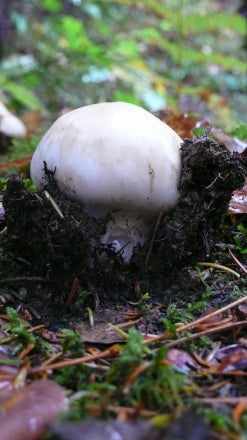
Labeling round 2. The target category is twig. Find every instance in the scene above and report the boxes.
[145,208,164,267]
[177,295,247,333]
[28,345,120,375]
[88,404,157,418]
[197,261,240,278]
[65,277,78,310]
[166,321,247,348]
[198,397,247,404]
[229,249,247,275]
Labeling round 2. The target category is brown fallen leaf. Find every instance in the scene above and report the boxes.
[74,321,125,344]
[237,302,247,318]
[216,345,247,372]
[165,348,199,371]
[0,379,68,440]
[157,110,208,139]
[211,127,247,154]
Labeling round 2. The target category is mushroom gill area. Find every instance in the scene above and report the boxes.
[1,135,246,321]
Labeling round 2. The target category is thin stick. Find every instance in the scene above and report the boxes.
[229,249,247,275]
[29,345,120,375]
[177,295,247,333]
[65,277,78,309]
[166,321,247,348]
[145,208,164,267]
[198,397,247,404]
[197,261,240,278]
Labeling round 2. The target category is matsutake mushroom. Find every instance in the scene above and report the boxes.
[30,102,182,260]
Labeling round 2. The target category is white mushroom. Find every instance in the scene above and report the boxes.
[30,102,182,260]
[0,101,26,138]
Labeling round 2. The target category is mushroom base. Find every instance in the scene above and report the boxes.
[101,211,155,260]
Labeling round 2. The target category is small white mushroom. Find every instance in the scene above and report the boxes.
[0,101,26,138]
[30,102,182,260]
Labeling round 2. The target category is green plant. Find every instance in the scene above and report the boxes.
[0,178,7,192]
[233,224,247,255]
[228,124,247,140]
[0,1,245,126]
[165,287,211,325]
[60,329,85,357]
[203,407,238,433]
[129,292,152,318]
[0,307,54,356]
[0,135,41,161]
[74,290,93,308]
[55,364,92,392]
[104,328,194,411]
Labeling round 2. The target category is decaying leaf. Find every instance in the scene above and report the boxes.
[216,345,247,372]
[211,127,247,154]
[74,321,125,344]
[49,419,154,440]
[165,348,199,372]
[157,111,207,139]
[0,379,68,440]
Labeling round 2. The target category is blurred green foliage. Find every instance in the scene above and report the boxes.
[0,0,246,126]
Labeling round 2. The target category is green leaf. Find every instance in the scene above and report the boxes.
[183,12,246,35]
[42,0,62,12]
[113,90,142,106]
[3,81,43,109]
[114,40,139,58]
[228,124,247,140]
[136,27,163,42]
[59,16,90,52]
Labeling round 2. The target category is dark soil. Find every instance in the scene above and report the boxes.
[140,133,246,272]
[0,133,246,326]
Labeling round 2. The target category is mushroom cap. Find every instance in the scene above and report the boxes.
[0,101,26,138]
[30,102,182,217]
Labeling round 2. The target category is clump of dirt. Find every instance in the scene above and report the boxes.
[1,167,131,310]
[138,133,246,281]
[1,133,246,316]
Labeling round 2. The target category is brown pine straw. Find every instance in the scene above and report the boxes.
[65,277,79,310]
[27,295,247,376]
[28,322,247,375]
[18,343,35,360]
[232,401,247,426]
[198,397,247,404]
[121,361,150,393]
[88,404,157,418]
[29,345,120,375]
[177,295,247,333]
[142,295,247,347]
[229,249,247,275]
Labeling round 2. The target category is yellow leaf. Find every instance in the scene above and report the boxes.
[154,79,166,94]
